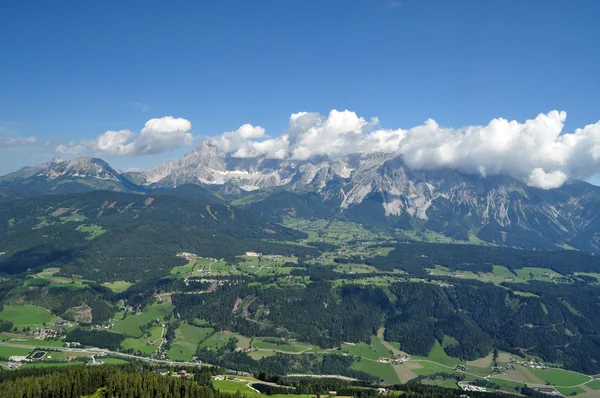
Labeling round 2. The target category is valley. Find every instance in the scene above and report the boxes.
[2,195,600,396]
[2,160,600,397]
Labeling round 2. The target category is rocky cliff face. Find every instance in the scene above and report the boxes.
[4,142,600,253]
[141,142,600,252]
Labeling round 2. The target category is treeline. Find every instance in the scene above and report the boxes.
[174,276,600,374]
[0,364,231,398]
[196,348,378,382]
[0,320,12,332]
[65,328,126,351]
[365,242,600,276]
[0,363,520,398]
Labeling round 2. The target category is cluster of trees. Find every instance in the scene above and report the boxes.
[406,372,465,386]
[164,320,180,350]
[65,329,126,351]
[0,320,13,332]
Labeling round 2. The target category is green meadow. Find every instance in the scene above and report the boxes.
[111,303,173,338]
[0,305,58,328]
[167,323,213,361]
[102,281,132,293]
[528,367,591,387]
[351,359,399,385]
[0,346,32,359]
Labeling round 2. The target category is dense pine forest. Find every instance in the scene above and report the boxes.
[0,365,529,398]
[173,278,600,374]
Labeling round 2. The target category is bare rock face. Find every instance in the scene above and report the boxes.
[4,140,600,253]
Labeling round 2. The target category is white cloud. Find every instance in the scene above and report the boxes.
[56,142,87,155]
[57,116,194,156]
[207,109,600,189]
[50,109,600,189]
[527,168,568,189]
[1,136,37,146]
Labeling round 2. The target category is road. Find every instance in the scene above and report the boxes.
[0,341,219,369]
[3,340,596,394]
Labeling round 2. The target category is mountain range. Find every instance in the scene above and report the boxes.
[3,142,600,254]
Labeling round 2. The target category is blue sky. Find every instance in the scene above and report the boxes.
[1,0,600,184]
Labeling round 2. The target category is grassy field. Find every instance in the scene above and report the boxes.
[199,331,235,350]
[25,270,88,290]
[8,338,65,348]
[120,326,163,355]
[167,323,214,361]
[253,339,311,353]
[282,218,392,245]
[426,264,572,286]
[60,214,87,223]
[487,377,526,390]
[514,267,566,283]
[235,255,299,277]
[0,305,58,328]
[586,380,600,390]
[102,281,132,293]
[103,358,130,364]
[411,361,455,376]
[343,336,392,360]
[213,379,261,397]
[412,341,464,368]
[556,386,585,396]
[351,359,400,385]
[233,334,251,350]
[513,291,539,297]
[497,365,544,385]
[111,303,174,338]
[528,368,591,387]
[76,224,106,240]
[0,346,32,359]
[170,263,194,275]
[212,376,313,398]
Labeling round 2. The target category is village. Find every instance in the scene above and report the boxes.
[378,354,411,365]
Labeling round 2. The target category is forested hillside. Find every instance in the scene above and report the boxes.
[172,277,600,374]
[0,191,312,282]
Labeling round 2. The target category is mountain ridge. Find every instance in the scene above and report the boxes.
[4,144,600,254]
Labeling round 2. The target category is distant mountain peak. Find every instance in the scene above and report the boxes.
[0,156,139,198]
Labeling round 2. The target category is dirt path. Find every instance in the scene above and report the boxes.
[376,327,408,356]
